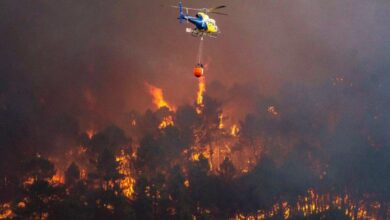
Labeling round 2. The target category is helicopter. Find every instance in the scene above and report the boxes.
[172,2,227,38]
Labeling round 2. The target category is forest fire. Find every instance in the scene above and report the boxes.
[1,77,389,220]
[196,77,206,114]
[145,83,175,111]
[231,124,239,136]
[158,115,174,129]
[116,150,135,198]
[1,1,388,219]
[48,171,65,185]
[233,189,385,220]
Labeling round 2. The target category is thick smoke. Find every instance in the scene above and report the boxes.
[0,0,389,217]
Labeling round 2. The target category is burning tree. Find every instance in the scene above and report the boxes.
[1,77,389,220]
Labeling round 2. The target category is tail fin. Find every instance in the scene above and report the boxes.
[178,2,185,23]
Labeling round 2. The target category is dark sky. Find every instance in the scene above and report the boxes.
[2,0,389,108]
[0,0,389,165]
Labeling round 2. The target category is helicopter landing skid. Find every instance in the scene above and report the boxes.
[186,28,217,38]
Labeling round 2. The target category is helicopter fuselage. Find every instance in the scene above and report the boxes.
[181,12,218,34]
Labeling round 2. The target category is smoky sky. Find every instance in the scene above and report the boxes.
[0,0,389,180]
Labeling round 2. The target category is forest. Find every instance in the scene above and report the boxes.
[1,78,389,220]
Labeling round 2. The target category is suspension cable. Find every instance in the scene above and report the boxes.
[197,36,204,64]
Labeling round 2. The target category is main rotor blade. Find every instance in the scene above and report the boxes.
[210,11,228,16]
[171,5,227,14]
[207,5,227,12]
[171,5,202,11]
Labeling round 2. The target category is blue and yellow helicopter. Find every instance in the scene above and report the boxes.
[172,2,227,38]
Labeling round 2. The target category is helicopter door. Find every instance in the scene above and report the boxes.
[205,20,218,33]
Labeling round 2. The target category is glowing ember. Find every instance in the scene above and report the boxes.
[78,146,87,155]
[267,105,278,116]
[105,203,114,211]
[0,203,12,219]
[145,83,174,111]
[80,169,87,179]
[17,201,26,209]
[23,177,35,185]
[184,179,190,188]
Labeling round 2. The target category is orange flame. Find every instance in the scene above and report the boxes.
[230,124,239,136]
[86,129,95,139]
[23,177,35,185]
[49,170,65,185]
[145,83,174,111]
[196,77,206,114]
[0,203,13,219]
[116,150,135,199]
[218,113,224,129]
[158,116,174,129]
[80,169,87,180]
